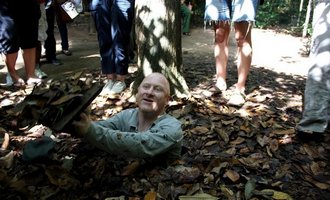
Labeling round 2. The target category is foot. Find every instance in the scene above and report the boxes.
[26,77,42,86]
[227,89,246,107]
[61,50,72,56]
[183,32,191,36]
[215,78,227,91]
[35,67,48,79]
[47,59,62,66]
[110,80,126,94]
[100,79,115,95]
[6,73,25,87]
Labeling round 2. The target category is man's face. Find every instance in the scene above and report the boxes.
[136,74,170,115]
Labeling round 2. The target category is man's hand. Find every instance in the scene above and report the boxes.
[72,113,91,136]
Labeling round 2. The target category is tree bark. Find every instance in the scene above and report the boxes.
[302,0,313,37]
[297,0,304,26]
[133,0,190,98]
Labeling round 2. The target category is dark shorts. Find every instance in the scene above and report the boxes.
[0,0,40,54]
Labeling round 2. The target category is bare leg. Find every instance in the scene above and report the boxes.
[22,48,36,79]
[214,22,230,82]
[116,74,126,82]
[234,22,252,93]
[5,52,21,82]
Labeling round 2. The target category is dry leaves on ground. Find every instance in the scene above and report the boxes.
[0,63,329,200]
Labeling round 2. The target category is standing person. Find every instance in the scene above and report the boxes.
[44,0,62,65]
[57,23,72,56]
[54,0,75,56]
[90,0,135,94]
[204,0,260,106]
[296,0,330,139]
[181,0,193,36]
[35,0,49,79]
[0,0,42,86]
[72,73,183,164]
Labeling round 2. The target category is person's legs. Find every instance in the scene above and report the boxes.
[45,5,61,65]
[21,48,36,79]
[58,22,72,55]
[233,21,252,93]
[181,4,191,34]
[109,0,134,93]
[227,0,258,106]
[297,1,330,134]
[214,22,230,91]
[5,52,21,81]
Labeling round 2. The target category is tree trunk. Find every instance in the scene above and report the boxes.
[297,0,304,26]
[302,0,313,37]
[133,0,190,98]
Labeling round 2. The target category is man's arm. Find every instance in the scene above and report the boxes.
[85,115,183,158]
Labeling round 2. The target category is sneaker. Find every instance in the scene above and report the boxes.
[100,79,115,95]
[27,77,42,86]
[110,80,126,94]
[6,74,26,87]
[6,73,13,86]
[35,67,48,79]
[215,78,227,91]
[61,50,72,56]
[227,90,246,107]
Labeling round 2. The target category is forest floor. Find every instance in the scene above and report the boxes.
[0,14,329,199]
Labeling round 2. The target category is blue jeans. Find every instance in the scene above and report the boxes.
[90,0,135,75]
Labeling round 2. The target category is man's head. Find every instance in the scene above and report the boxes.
[136,73,170,116]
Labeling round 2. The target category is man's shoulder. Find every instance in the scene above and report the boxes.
[160,113,182,125]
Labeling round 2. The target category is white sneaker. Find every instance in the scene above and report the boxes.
[110,81,126,94]
[6,74,13,86]
[227,90,246,107]
[215,78,227,91]
[27,77,42,86]
[100,79,115,95]
[35,67,48,79]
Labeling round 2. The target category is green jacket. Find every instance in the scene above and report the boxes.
[85,108,183,163]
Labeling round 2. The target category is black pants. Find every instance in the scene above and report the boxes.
[45,5,57,61]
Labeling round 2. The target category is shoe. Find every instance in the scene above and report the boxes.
[100,79,115,95]
[227,90,246,107]
[47,59,62,66]
[215,78,227,91]
[61,50,72,56]
[110,81,126,94]
[6,74,25,87]
[35,67,48,79]
[6,73,13,86]
[26,77,42,86]
[14,78,26,87]
[183,32,191,36]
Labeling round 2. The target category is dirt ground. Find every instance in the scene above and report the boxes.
[0,14,310,84]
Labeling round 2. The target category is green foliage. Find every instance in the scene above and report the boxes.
[256,0,308,28]
[190,0,313,36]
